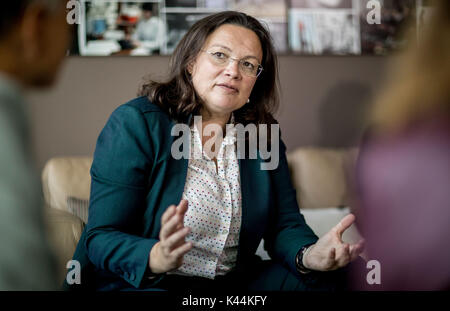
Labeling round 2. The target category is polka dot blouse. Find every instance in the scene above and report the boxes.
[170,115,242,279]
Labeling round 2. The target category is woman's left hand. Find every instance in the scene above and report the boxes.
[302,214,365,271]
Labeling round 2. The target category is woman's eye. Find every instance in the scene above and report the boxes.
[213,52,226,59]
[243,61,255,70]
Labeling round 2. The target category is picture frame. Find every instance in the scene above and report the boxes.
[69,0,418,56]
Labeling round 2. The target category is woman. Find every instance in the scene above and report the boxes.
[66,11,364,291]
[354,0,450,290]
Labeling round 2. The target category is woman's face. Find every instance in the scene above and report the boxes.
[189,24,263,117]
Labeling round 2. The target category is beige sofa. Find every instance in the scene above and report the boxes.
[43,147,363,282]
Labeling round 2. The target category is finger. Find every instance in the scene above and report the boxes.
[334,243,345,259]
[329,247,336,260]
[349,239,365,261]
[349,246,363,262]
[164,227,191,252]
[350,239,365,253]
[169,242,193,260]
[174,200,189,230]
[325,247,336,268]
[337,244,351,268]
[161,205,176,226]
[176,199,189,216]
[160,213,182,240]
[333,214,356,237]
[175,222,184,231]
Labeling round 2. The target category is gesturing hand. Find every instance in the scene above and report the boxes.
[148,199,193,274]
[303,214,365,272]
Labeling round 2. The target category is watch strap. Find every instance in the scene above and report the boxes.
[295,244,314,274]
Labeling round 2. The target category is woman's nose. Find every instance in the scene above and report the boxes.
[224,58,241,79]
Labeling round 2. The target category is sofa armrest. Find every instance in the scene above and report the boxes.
[44,207,84,283]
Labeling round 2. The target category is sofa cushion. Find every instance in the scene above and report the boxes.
[287,147,358,209]
[67,197,89,224]
[42,157,93,213]
[44,207,85,282]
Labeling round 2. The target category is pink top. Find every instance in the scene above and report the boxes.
[355,117,450,290]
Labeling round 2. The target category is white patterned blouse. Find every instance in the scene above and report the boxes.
[171,115,242,279]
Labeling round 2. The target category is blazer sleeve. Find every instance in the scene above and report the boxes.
[263,134,319,276]
[85,104,158,288]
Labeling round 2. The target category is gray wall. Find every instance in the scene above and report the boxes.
[27,55,388,171]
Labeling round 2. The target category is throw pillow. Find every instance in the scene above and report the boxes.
[67,197,89,224]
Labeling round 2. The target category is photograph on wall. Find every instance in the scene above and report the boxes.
[290,0,353,9]
[166,0,227,8]
[359,0,416,55]
[288,0,416,55]
[288,0,360,55]
[230,0,288,52]
[288,10,360,54]
[70,0,420,56]
[164,12,211,54]
[77,1,165,56]
[165,0,197,7]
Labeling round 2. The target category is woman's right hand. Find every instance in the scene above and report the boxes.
[148,199,193,274]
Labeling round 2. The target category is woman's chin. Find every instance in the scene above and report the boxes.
[206,100,241,114]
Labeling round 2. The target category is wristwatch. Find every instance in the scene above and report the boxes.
[295,244,313,274]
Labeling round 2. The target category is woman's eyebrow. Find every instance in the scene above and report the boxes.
[209,44,232,52]
[208,44,260,60]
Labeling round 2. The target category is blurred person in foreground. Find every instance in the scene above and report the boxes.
[0,0,71,290]
[354,0,450,290]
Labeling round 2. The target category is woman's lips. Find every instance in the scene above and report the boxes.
[216,84,238,93]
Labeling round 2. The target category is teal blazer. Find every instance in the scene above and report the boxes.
[65,96,318,290]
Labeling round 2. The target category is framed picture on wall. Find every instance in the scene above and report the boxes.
[163,12,211,54]
[359,0,417,55]
[288,9,360,55]
[290,0,353,9]
[69,0,419,56]
[76,0,165,56]
[288,0,416,55]
[230,0,288,53]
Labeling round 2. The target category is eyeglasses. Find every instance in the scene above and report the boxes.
[202,49,263,78]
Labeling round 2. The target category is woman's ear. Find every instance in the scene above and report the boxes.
[187,61,195,75]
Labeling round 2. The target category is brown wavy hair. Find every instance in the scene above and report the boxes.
[138,11,279,129]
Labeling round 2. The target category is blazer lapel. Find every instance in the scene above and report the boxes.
[167,118,190,205]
